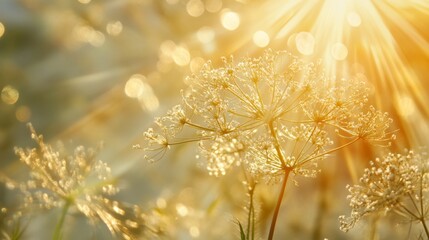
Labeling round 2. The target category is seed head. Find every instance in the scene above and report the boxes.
[1,123,145,239]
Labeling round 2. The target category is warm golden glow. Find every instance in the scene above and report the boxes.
[160,40,177,57]
[186,0,205,17]
[253,31,270,48]
[295,32,315,55]
[220,11,240,31]
[125,74,159,111]
[1,85,19,105]
[90,31,105,47]
[77,0,91,4]
[0,22,5,38]
[166,0,179,5]
[138,84,159,112]
[175,203,189,217]
[172,46,191,66]
[205,0,222,13]
[331,42,348,60]
[347,11,362,27]
[125,74,146,98]
[250,0,429,146]
[189,226,200,238]
[190,57,205,73]
[196,27,215,43]
[396,94,416,117]
[106,21,123,36]
[1,1,429,239]
[16,106,31,122]
[72,25,105,47]
[156,198,167,209]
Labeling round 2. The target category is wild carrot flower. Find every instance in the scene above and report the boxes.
[141,50,395,239]
[339,150,429,237]
[142,50,393,179]
[1,123,145,240]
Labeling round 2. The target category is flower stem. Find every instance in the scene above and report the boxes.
[267,122,286,168]
[53,199,72,240]
[418,172,429,239]
[246,184,255,240]
[268,168,291,240]
[420,219,429,239]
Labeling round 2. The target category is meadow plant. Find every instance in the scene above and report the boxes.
[141,50,395,239]
[0,124,145,240]
[340,150,429,238]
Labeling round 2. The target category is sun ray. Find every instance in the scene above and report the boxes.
[223,0,429,147]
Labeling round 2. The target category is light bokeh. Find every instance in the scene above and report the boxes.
[0,0,428,239]
[221,10,240,31]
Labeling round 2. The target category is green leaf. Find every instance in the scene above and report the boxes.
[238,220,246,240]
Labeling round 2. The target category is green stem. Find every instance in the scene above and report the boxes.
[53,199,72,240]
[268,168,291,240]
[246,186,254,240]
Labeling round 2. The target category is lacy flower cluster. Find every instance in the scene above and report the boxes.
[339,150,429,234]
[1,124,145,240]
[141,50,395,182]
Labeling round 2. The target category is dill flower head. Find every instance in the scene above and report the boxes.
[1,123,144,239]
[339,150,429,232]
[338,105,396,146]
[143,50,394,182]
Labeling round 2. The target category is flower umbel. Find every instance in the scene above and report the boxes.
[339,150,429,237]
[143,50,393,179]
[142,50,394,239]
[1,123,145,240]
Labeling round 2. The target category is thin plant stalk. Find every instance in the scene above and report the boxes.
[246,183,256,240]
[251,206,255,240]
[241,166,256,240]
[246,188,252,239]
[368,215,379,240]
[52,199,72,240]
[8,218,28,240]
[268,168,291,240]
[419,219,429,239]
[311,173,328,240]
[418,174,429,238]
